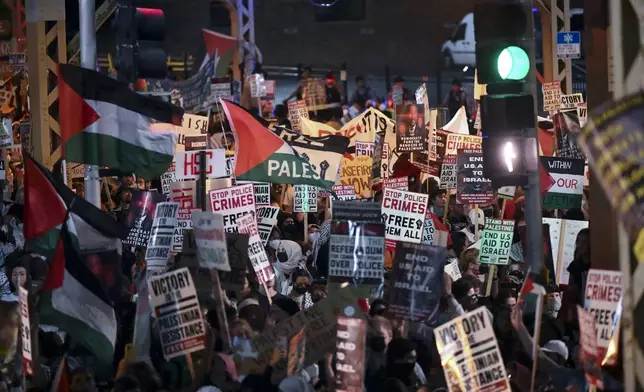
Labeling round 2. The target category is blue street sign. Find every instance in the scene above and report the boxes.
[556,32,581,59]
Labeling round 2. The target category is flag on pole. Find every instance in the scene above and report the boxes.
[58,64,184,179]
[24,155,128,257]
[202,28,238,77]
[38,223,117,377]
[220,99,341,189]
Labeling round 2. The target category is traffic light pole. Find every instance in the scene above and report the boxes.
[80,0,102,207]
[524,1,544,279]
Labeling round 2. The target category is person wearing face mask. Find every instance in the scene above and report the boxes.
[280,216,301,242]
[365,316,393,391]
[380,338,423,392]
[288,269,313,310]
[268,240,309,296]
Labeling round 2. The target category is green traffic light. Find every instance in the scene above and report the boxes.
[497,46,530,80]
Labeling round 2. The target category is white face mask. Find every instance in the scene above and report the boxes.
[309,232,321,244]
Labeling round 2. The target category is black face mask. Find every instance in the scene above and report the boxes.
[294,284,308,295]
[388,362,416,385]
[478,263,490,274]
[277,252,288,263]
[369,336,387,353]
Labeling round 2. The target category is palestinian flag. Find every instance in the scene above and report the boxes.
[202,28,237,77]
[24,155,128,258]
[58,64,184,179]
[39,223,117,378]
[220,99,339,190]
[539,156,585,209]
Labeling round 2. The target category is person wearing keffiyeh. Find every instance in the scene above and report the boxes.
[288,269,314,310]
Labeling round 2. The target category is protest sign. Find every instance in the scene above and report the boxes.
[332,201,382,223]
[332,185,357,201]
[576,91,644,235]
[445,258,462,281]
[145,202,179,272]
[260,80,276,117]
[0,118,13,147]
[238,288,357,381]
[303,78,327,108]
[250,73,266,98]
[335,316,366,392]
[540,156,585,209]
[444,134,482,156]
[577,102,587,127]
[416,84,436,160]
[166,56,214,111]
[294,185,318,213]
[124,191,168,248]
[439,155,457,189]
[174,149,227,180]
[553,110,586,160]
[184,135,208,151]
[329,222,385,285]
[395,104,426,152]
[148,268,206,360]
[390,242,446,321]
[421,212,449,247]
[560,93,584,110]
[208,183,256,233]
[371,133,387,186]
[210,82,232,103]
[256,206,279,245]
[160,162,177,195]
[545,218,588,285]
[218,233,251,293]
[543,81,562,112]
[382,189,428,248]
[457,149,495,206]
[287,100,309,132]
[434,307,511,392]
[181,113,209,134]
[192,211,230,271]
[253,183,270,206]
[584,269,622,358]
[339,155,372,198]
[237,212,274,283]
[478,219,514,265]
[355,141,389,159]
[577,306,604,389]
[237,181,271,206]
[19,286,32,375]
[287,328,306,377]
[169,182,199,252]
[382,177,408,191]
[497,186,516,199]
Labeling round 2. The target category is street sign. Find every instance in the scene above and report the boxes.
[556,31,581,59]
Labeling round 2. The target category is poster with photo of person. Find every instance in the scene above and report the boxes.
[395,104,426,153]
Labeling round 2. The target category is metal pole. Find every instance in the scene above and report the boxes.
[524,0,543,276]
[80,0,101,207]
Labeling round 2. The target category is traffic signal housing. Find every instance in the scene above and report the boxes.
[474,0,533,90]
[481,94,537,188]
[114,2,168,83]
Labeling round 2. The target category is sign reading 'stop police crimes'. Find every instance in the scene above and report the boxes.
[434,307,511,392]
[148,268,206,361]
[381,189,428,249]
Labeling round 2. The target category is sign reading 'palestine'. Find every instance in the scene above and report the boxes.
[539,156,585,209]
